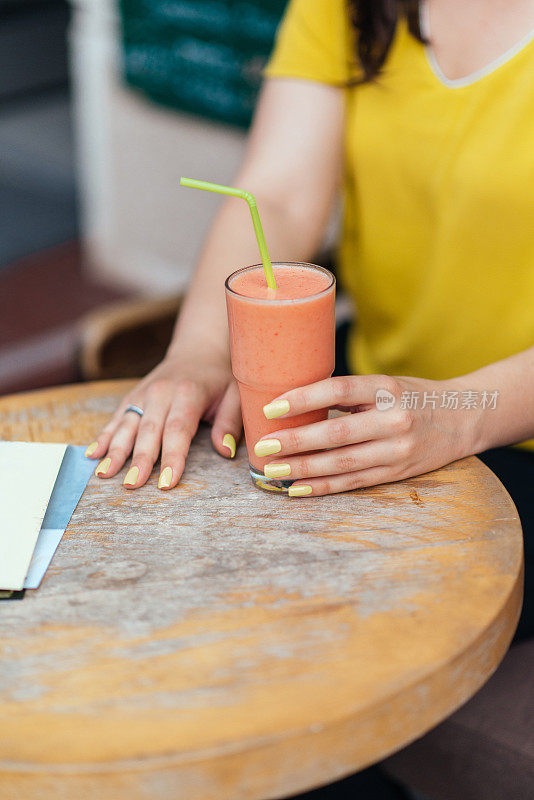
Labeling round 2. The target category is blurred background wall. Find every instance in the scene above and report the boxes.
[0,0,289,394]
[0,0,77,266]
[72,0,289,295]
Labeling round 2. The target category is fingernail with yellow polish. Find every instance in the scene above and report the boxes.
[158,466,173,489]
[95,457,111,476]
[222,433,236,458]
[288,485,313,497]
[264,463,291,479]
[254,439,282,458]
[85,441,98,457]
[263,399,290,420]
[123,465,139,486]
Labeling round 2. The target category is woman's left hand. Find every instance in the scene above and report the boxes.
[256,374,480,497]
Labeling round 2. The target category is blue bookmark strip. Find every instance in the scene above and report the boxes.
[24,445,95,589]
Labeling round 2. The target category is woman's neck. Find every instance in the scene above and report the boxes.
[424,0,534,80]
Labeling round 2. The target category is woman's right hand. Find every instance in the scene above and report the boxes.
[84,353,242,490]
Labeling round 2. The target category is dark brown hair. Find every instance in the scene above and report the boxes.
[347,0,425,81]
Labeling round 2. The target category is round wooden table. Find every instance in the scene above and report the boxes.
[0,381,523,800]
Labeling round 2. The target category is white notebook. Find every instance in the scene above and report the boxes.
[0,442,66,590]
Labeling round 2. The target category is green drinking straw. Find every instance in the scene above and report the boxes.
[180,177,277,290]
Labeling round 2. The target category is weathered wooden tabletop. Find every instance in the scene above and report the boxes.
[0,381,523,800]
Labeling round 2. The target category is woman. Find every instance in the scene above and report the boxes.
[87,0,534,636]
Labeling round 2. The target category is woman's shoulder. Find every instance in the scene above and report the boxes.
[265,0,359,87]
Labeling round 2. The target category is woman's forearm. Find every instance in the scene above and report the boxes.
[458,345,534,451]
[166,79,345,365]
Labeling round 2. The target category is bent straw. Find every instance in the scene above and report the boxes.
[180,177,277,290]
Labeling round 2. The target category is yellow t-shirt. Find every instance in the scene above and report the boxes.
[265,0,534,449]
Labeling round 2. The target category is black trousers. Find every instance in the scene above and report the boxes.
[478,446,533,641]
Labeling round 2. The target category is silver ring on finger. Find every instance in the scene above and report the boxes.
[125,404,144,418]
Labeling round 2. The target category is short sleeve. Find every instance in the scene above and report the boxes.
[264,0,358,86]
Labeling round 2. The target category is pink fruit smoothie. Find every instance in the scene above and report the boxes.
[225,262,335,476]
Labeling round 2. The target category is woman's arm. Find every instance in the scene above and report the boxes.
[466,345,534,450]
[88,78,345,490]
[254,345,534,497]
[172,77,345,360]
